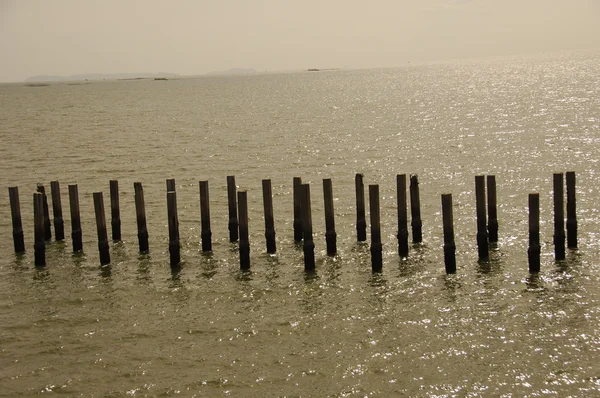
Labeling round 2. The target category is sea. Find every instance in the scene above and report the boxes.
[0,50,599,397]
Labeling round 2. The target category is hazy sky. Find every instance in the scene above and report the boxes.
[1,0,599,82]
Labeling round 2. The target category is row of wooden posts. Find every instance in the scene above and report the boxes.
[8,172,578,274]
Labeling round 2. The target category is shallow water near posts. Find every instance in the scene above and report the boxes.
[1,50,600,396]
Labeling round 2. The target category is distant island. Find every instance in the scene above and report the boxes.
[205,68,257,76]
[25,72,178,82]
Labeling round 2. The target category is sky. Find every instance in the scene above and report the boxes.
[1,0,600,82]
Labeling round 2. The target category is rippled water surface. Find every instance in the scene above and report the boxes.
[1,51,600,396]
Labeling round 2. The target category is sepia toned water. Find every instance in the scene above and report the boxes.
[1,50,599,396]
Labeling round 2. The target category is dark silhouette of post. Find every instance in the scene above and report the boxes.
[93,192,110,265]
[33,192,45,266]
[8,187,25,253]
[301,183,315,271]
[397,174,409,257]
[293,177,303,242]
[68,184,83,252]
[262,179,276,254]
[227,176,239,243]
[109,180,121,241]
[566,171,577,249]
[322,178,337,256]
[355,173,367,242]
[475,175,488,260]
[441,194,456,274]
[37,184,52,241]
[409,174,423,243]
[134,182,149,253]
[166,178,176,193]
[553,173,566,260]
[528,193,541,273]
[369,184,382,272]
[238,190,250,270]
[50,181,65,241]
[199,180,212,252]
[487,175,498,243]
[167,191,180,266]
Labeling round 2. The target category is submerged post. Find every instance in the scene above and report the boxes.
[301,183,315,271]
[238,190,250,270]
[475,175,488,260]
[227,176,239,243]
[397,174,409,258]
[487,175,499,243]
[369,184,382,272]
[293,177,303,242]
[199,180,212,252]
[37,184,52,241]
[528,193,541,273]
[441,194,456,274]
[33,192,45,266]
[68,184,83,252]
[50,181,65,241]
[409,174,423,243]
[262,179,276,254]
[553,173,566,260]
[355,173,367,242]
[322,178,337,256]
[167,191,180,266]
[93,192,110,265]
[8,187,25,253]
[566,171,577,249]
[134,182,149,253]
[109,180,121,241]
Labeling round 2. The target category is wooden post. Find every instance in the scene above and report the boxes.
[475,175,488,260]
[134,182,149,253]
[199,180,212,252]
[322,178,337,256]
[50,181,65,241]
[566,171,577,249]
[238,190,250,270]
[528,193,541,273]
[109,180,121,241]
[487,175,499,243]
[262,179,276,254]
[167,191,180,266]
[33,192,45,266]
[396,174,409,257]
[553,173,566,260]
[93,192,110,265]
[301,183,315,271]
[369,184,382,272]
[166,178,176,193]
[36,184,52,241]
[441,194,456,274]
[293,177,303,242]
[409,174,423,243]
[227,176,239,243]
[355,173,367,242]
[68,184,83,252]
[8,187,25,253]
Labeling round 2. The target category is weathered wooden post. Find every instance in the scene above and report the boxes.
[36,184,52,241]
[50,181,65,241]
[262,179,276,254]
[199,180,212,252]
[93,192,110,265]
[238,190,250,270]
[369,184,382,272]
[134,182,149,253]
[322,178,337,256]
[355,173,367,242]
[167,191,180,266]
[227,176,239,243]
[301,183,315,271]
[475,175,488,260]
[109,180,121,241]
[68,184,83,252]
[553,173,566,260]
[8,187,25,253]
[166,178,176,193]
[528,193,541,273]
[566,171,577,249]
[441,194,456,274]
[396,174,409,257]
[487,175,499,243]
[293,177,303,242]
[33,192,45,266]
[409,174,423,243]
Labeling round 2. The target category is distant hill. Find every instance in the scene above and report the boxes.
[25,72,178,82]
[205,68,257,76]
